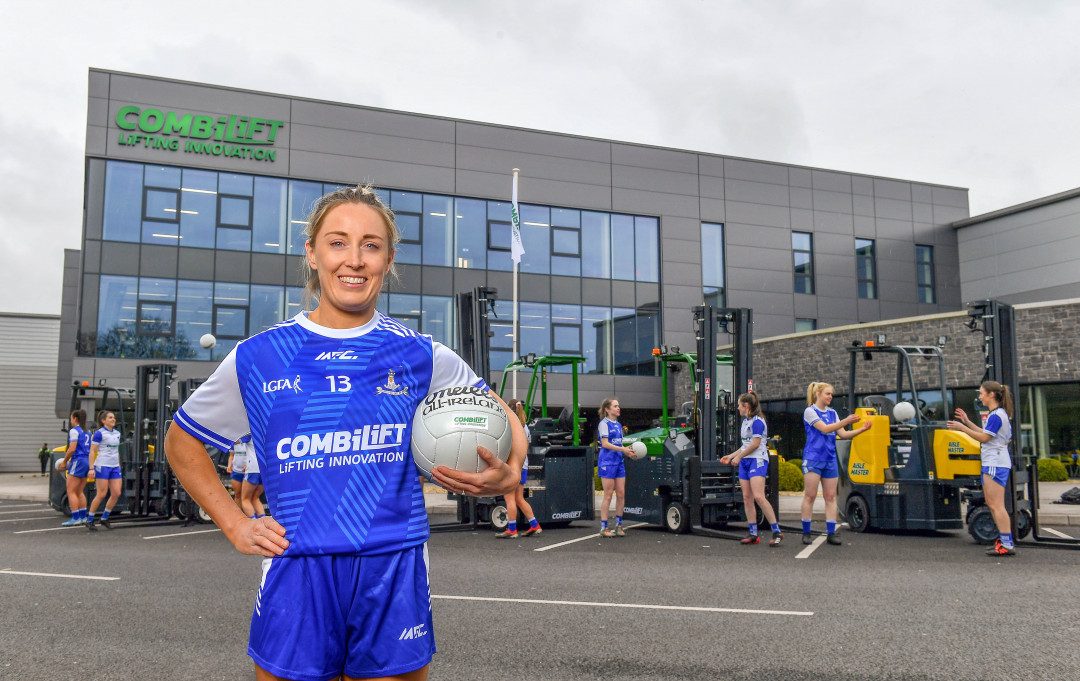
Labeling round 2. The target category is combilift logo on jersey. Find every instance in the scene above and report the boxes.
[316,350,360,361]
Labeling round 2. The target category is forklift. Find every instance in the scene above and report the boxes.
[621,305,779,535]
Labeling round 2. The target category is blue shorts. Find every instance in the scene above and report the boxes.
[245,472,262,486]
[983,465,1010,488]
[67,458,90,478]
[803,458,839,479]
[230,471,245,483]
[738,457,768,481]
[519,468,528,486]
[597,454,626,480]
[94,465,122,480]
[250,544,435,680]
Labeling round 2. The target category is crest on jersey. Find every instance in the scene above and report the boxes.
[376,367,409,396]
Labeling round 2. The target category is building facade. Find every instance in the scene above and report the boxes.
[2,313,61,472]
[59,69,969,422]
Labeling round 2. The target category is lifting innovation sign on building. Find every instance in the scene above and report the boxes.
[114,106,285,162]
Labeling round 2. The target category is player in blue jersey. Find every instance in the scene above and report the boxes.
[494,399,541,538]
[226,437,248,510]
[86,411,123,530]
[597,397,634,538]
[59,409,91,527]
[720,392,782,546]
[948,380,1016,557]
[801,382,872,546]
[165,185,526,681]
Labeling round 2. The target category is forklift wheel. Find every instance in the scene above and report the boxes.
[196,505,212,524]
[845,495,870,533]
[1017,509,1031,540]
[60,494,71,516]
[664,501,690,534]
[966,506,997,544]
[490,504,509,531]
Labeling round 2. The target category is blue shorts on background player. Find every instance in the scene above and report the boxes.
[720,392,782,546]
[947,380,1017,557]
[494,400,542,539]
[86,411,123,531]
[60,409,91,527]
[801,382,872,546]
[165,185,526,680]
[597,397,634,538]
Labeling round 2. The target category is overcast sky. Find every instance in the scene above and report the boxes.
[2,0,1078,315]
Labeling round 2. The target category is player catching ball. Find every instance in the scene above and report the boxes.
[720,392,782,546]
[165,185,526,681]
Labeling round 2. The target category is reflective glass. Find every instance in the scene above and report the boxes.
[422,195,453,266]
[795,318,816,333]
[286,287,303,319]
[176,279,214,360]
[220,197,251,227]
[145,189,178,222]
[398,213,421,242]
[250,284,285,334]
[551,255,581,277]
[551,304,583,371]
[103,162,143,242]
[144,165,180,189]
[253,177,288,253]
[519,205,550,274]
[634,217,659,282]
[552,228,579,256]
[391,191,422,213]
[551,208,580,228]
[179,169,217,248]
[217,227,251,251]
[635,303,661,377]
[288,181,323,255]
[454,198,486,269]
[701,222,724,288]
[95,275,139,357]
[422,295,454,347]
[611,306,637,374]
[219,173,253,196]
[490,299,514,351]
[214,283,249,341]
[519,302,551,357]
[582,305,612,374]
[581,211,611,279]
[792,232,812,251]
[611,215,635,280]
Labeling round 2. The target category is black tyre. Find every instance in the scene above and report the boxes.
[1016,509,1032,540]
[664,501,690,534]
[196,505,212,524]
[60,494,71,516]
[967,505,997,544]
[490,504,509,530]
[845,495,871,533]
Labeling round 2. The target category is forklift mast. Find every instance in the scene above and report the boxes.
[456,286,497,387]
[693,305,752,461]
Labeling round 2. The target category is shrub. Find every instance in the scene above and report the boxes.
[779,461,804,492]
[1037,458,1068,482]
[786,458,802,473]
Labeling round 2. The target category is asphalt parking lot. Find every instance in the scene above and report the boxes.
[2,499,1080,681]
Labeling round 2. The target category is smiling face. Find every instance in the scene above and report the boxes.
[305,203,394,328]
[978,386,996,409]
[817,385,834,407]
[101,412,116,430]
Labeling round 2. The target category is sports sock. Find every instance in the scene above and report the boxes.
[770,523,781,534]
[76,509,86,521]
[601,520,608,530]
[101,510,111,521]
[87,513,95,522]
[827,520,836,535]
[1000,533,1014,549]
[802,518,811,533]
[615,515,622,526]
[748,522,758,536]
[508,521,517,533]
[528,517,539,529]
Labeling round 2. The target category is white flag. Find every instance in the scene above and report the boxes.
[510,169,525,265]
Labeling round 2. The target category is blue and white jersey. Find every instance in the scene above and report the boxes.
[597,417,623,464]
[174,311,485,557]
[68,426,91,462]
[230,438,250,474]
[239,438,260,474]
[740,415,768,462]
[91,427,122,468]
[981,407,1012,469]
[803,406,839,462]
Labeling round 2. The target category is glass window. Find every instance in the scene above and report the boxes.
[454,197,486,269]
[390,190,422,214]
[518,302,551,358]
[487,201,513,272]
[219,196,252,227]
[702,222,725,307]
[422,195,453,267]
[176,279,214,360]
[581,211,611,279]
[143,165,180,189]
[422,295,454,348]
[856,238,877,299]
[288,181,323,256]
[103,161,143,242]
[795,318,817,333]
[551,207,580,229]
[611,306,637,374]
[611,215,635,280]
[551,304,582,356]
[286,287,303,319]
[519,204,550,274]
[793,231,814,295]
[388,293,422,332]
[252,177,288,253]
[916,244,935,304]
[179,169,217,248]
[582,305,612,374]
[635,217,659,283]
[94,275,139,357]
[552,228,580,256]
[635,302,661,378]
[395,210,421,265]
[213,283,249,347]
[219,172,253,196]
[250,284,285,334]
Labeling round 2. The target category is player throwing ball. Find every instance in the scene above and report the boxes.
[165,185,526,681]
[720,392,782,546]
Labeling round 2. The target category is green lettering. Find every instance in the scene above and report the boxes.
[139,109,164,133]
[265,120,284,142]
[162,112,192,137]
[191,116,214,139]
[116,106,139,131]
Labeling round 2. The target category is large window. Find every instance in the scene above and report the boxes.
[792,232,815,295]
[855,238,877,299]
[701,222,725,307]
[916,244,935,304]
[795,318,817,333]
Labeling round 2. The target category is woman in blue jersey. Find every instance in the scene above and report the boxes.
[801,382,872,546]
[720,392,782,546]
[86,411,122,531]
[59,409,91,527]
[597,397,634,538]
[947,380,1016,556]
[165,185,526,681]
[494,399,541,538]
[226,437,247,510]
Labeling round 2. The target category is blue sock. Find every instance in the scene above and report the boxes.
[528,517,539,529]
[802,519,811,533]
[770,523,781,534]
[748,522,758,536]
[615,515,623,527]
[1001,533,1014,549]
[508,521,517,533]
[101,510,111,521]
[87,513,95,522]
[827,520,836,535]
[77,509,86,521]
[601,520,608,530]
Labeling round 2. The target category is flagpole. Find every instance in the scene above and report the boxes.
[511,168,520,400]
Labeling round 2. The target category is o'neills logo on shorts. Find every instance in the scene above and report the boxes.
[452,414,489,430]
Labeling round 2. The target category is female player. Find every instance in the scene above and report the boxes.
[86,411,122,530]
[59,409,91,527]
[720,392,782,546]
[494,399,541,538]
[238,436,266,519]
[947,381,1016,556]
[165,185,526,681]
[226,437,248,510]
[801,382,872,546]
[597,397,635,537]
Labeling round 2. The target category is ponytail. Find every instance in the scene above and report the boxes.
[806,382,832,406]
[70,409,86,427]
[739,391,762,418]
[982,381,1014,419]
[599,397,618,419]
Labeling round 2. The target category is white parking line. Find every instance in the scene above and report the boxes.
[433,594,812,617]
[14,525,82,534]
[795,534,826,559]
[0,508,56,515]
[143,528,222,540]
[0,504,47,510]
[0,569,119,581]
[0,513,59,524]
[1041,527,1074,539]
[533,522,649,552]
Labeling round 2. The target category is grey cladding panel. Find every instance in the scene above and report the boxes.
[875,218,915,241]
[790,187,812,210]
[725,224,791,250]
[100,242,140,276]
[931,186,969,209]
[813,211,854,234]
[932,204,969,224]
[875,197,914,221]
[853,194,875,217]
[251,253,286,286]
[698,155,725,178]
[423,266,454,298]
[814,233,854,254]
[913,203,934,223]
[724,201,790,229]
[457,145,611,186]
[455,123,610,163]
[581,278,610,306]
[612,164,699,196]
[611,187,697,219]
[724,158,789,185]
[291,124,456,167]
[726,265,792,294]
[699,176,725,200]
[453,268,486,296]
[789,167,812,188]
[699,198,726,224]
[912,185,933,203]
[811,170,852,193]
[663,237,702,265]
[290,151,455,194]
[611,144,697,173]
[291,100,454,142]
[726,244,793,271]
[812,190,853,214]
[726,290,793,316]
[140,244,178,279]
[457,170,610,212]
[215,251,250,284]
[88,96,109,126]
[178,247,215,281]
[520,273,550,302]
[89,70,110,98]
[852,176,874,196]
[725,179,790,207]
[394,264,422,294]
[661,217,702,242]
[107,75,291,119]
[873,178,912,201]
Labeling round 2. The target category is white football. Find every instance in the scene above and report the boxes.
[892,401,917,422]
[411,386,512,485]
[55,459,65,471]
[199,333,217,349]
[629,440,648,460]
